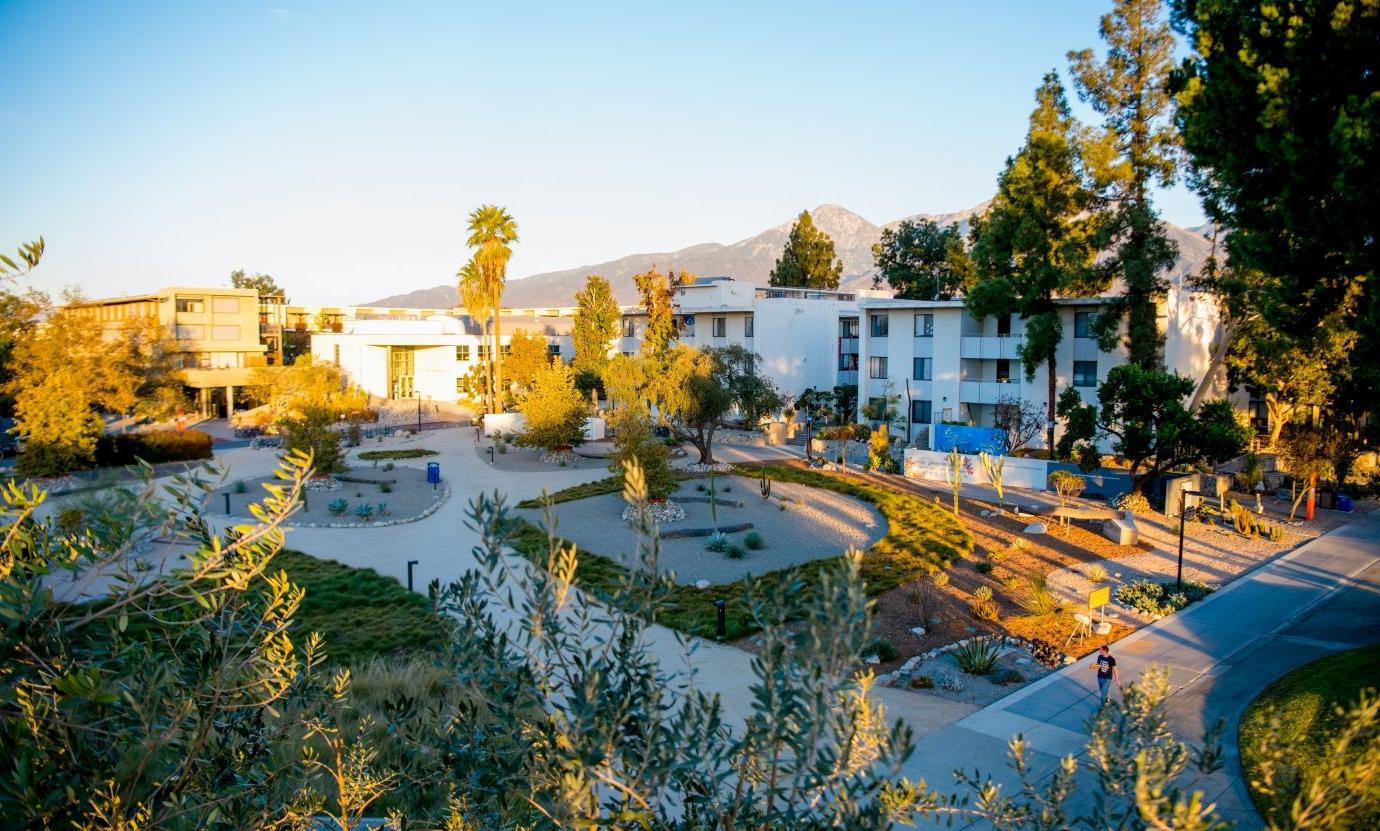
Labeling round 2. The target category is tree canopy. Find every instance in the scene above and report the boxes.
[1056,364,1250,492]
[769,210,842,290]
[229,269,287,301]
[516,361,587,451]
[967,72,1108,451]
[1069,0,1180,367]
[571,274,620,376]
[504,328,552,396]
[466,205,518,410]
[871,219,973,300]
[633,266,677,360]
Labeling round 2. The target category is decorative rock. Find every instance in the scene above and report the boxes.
[1062,655,1077,666]
[1023,522,1047,535]
[864,655,881,665]
[684,462,734,473]
[305,476,344,491]
[1102,514,1140,545]
[622,501,686,524]
[981,510,993,518]
[694,580,711,590]
[876,672,898,687]
[539,449,581,465]
[909,626,926,636]
[1094,621,1113,635]
[1015,657,1033,665]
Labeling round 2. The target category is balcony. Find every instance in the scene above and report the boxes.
[838,337,859,355]
[960,336,1023,360]
[959,379,1021,405]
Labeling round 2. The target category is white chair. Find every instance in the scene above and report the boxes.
[1066,613,1093,647]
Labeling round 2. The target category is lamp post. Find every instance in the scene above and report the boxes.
[416,393,423,433]
[805,416,814,461]
[1176,488,1203,592]
[406,559,419,592]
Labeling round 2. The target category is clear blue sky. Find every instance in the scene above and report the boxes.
[0,0,1206,305]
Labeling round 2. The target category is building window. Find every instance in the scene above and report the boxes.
[621,317,636,338]
[914,313,933,337]
[997,313,1012,337]
[838,353,858,371]
[333,344,341,365]
[869,314,889,337]
[744,314,754,338]
[1073,360,1098,388]
[840,317,859,338]
[477,344,489,360]
[1074,311,1097,339]
[868,356,888,379]
[501,344,511,357]
[996,359,1011,383]
[211,325,240,341]
[910,399,932,424]
[176,298,204,314]
[712,316,726,338]
[174,324,204,340]
[456,345,471,361]
[212,297,240,314]
[456,378,466,394]
[912,356,932,380]
[547,344,561,357]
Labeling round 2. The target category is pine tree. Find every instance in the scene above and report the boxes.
[769,210,843,289]
[571,274,620,376]
[967,73,1107,453]
[1069,0,1180,368]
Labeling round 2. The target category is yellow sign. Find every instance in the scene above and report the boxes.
[1088,586,1111,609]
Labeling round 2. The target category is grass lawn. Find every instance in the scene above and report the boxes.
[356,448,439,461]
[508,462,973,639]
[273,549,451,665]
[1238,643,1380,826]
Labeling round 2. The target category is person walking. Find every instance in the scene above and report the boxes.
[1092,644,1121,705]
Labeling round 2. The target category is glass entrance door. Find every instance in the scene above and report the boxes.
[390,347,415,399]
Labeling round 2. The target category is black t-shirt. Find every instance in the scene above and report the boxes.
[1096,654,1116,679]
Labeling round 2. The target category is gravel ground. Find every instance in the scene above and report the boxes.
[218,465,447,525]
[473,442,611,472]
[516,476,887,586]
[1045,492,1374,618]
[900,645,1056,708]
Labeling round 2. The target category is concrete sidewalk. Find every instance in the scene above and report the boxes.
[896,511,1380,828]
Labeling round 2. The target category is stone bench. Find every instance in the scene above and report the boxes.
[1102,512,1140,546]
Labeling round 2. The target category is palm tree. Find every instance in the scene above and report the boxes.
[466,205,518,411]
[457,257,494,413]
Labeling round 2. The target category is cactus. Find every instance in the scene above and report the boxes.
[759,466,772,500]
[1232,503,1259,538]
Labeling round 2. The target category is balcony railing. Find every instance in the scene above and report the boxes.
[959,336,1024,360]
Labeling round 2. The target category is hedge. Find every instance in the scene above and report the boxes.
[95,429,213,466]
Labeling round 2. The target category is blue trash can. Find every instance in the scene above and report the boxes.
[426,462,440,485]
[1336,493,1354,512]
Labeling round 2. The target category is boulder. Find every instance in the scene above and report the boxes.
[1102,513,1140,546]
[1023,522,1048,535]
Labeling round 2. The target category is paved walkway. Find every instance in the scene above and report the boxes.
[896,510,1380,828]
[184,433,1380,825]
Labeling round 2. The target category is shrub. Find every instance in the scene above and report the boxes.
[1016,575,1062,618]
[744,530,764,550]
[973,586,993,601]
[863,638,898,663]
[992,668,1026,685]
[726,544,746,559]
[867,424,900,473]
[987,548,1007,563]
[346,422,362,446]
[328,498,348,516]
[906,582,938,625]
[376,502,389,516]
[380,482,392,493]
[280,407,345,474]
[1115,579,1214,616]
[930,571,950,588]
[55,506,85,535]
[953,637,1002,675]
[705,533,730,553]
[1114,491,1151,513]
[234,480,247,494]
[909,675,935,689]
[497,443,507,454]
[975,560,994,575]
[1267,525,1285,543]
[1002,576,1020,590]
[382,462,395,472]
[722,484,731,493]
[971,592,1000,621]
[695,483,706,492]
[1085,564,1108,583]
[609,413,677,501]
[354,503,374,520]
[94,429,214,467]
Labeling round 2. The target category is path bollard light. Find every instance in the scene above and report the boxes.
[489,446,495,465]
[407,559,419,592]
[714,598,727,640]
[224,492,230,514]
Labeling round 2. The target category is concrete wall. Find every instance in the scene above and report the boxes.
[903,448,1050,490]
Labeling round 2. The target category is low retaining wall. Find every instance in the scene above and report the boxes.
[903,448,1049,490]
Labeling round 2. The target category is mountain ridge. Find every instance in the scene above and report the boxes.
[364,202,1210,309]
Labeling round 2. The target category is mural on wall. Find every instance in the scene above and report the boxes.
[932,424,1007,455]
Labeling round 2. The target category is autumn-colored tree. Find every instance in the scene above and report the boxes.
[571,274,620,377]
[608,410,676,500]
[634,266,677,360]
[516,362,587,451]
[251,355,369,423]
[770,210,842,289]
[7,304,141,475]
[0,287,48,418]
[504,328,552,396]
